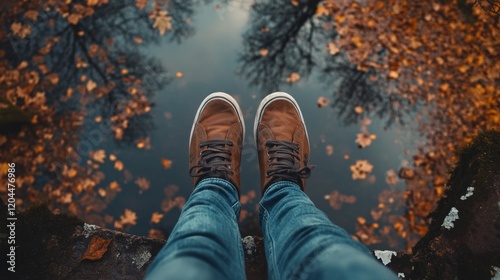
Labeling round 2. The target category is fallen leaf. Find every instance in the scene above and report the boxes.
[355,132,376,148]
[326,145,334,156]
[350,160,374,180]
[327,41,340,55]
[317,96,329,108]
[114,160,123,171]
[286,72,301,83]
[87,80,97,92]
[109,181,121,192]
[388,71,399,79]
[24,10,39,21]
[135,177,150,192]
[151,212,164,224]
[47,73,59,85]
[152,10,173,35]
[161,158,173,169]
[136,0,147,9]
[91,150,106,163]
[119,209,137,227]
[82,236,112,261]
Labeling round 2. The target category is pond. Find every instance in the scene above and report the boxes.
[1,0,498,252]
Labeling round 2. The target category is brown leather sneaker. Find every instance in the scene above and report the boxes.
[254,92,313,195]
[189,92,245,193]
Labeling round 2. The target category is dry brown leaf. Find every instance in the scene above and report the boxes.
[161,158,173,169]
[87,80,97,92]
[354,106,364,114]
[82,236,112,261]
[317,96,329,108]
[135,177,150,192]
[114,160,123,171]
[328,41,340,55]
[286,72,301,83]
[90,150,105,163]
[151,212,164,224]
[326,145,334,156]
[152,10,173,35]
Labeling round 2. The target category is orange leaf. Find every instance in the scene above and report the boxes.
[82,236,112,261]
[161,158,173,169]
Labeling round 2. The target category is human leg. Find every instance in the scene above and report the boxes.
[254,92,397,280]
[145,92,246,280]
[260,181,397,280]
[145,178,245,280]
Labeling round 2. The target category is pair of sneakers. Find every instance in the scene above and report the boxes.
[189,92,313,195]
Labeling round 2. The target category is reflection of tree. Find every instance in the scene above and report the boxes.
[241,0,500,251]
[239,0,322,91]
[239,0,412,126]
[0,0,195,226]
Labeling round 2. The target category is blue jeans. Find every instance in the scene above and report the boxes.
[145,179,397,280]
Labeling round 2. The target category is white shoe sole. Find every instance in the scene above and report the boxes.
[253,92,309,145]
[189,92,245,148]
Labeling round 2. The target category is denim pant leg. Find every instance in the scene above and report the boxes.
[145,178,246,280]
[259,181,398,280]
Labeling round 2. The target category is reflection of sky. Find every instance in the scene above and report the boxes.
[100,2,420,250]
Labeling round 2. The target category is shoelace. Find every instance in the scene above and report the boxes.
[266,140,312,186]
[189,140,234,181]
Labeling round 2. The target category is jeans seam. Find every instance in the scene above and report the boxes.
[260,203,280,280]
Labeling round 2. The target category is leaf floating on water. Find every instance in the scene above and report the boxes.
[385,169,398,186]
[161,158,173,169]
[317,96,329,108]
[176,72,183,78]
[136,0,147,9]
[24,10,39,21]
[152,10,173,35]
[324,190,356,210]
[114,160,123,171]
[86,80,97,92]
[114,209,137,230]
[137,137,151,149]
[355,132,376,148]
[47,73,59,85]
[350,160,374,180]
[134,37,143,44]
[316,5,330,17]
[388,71,399,79]
[327,41,340,55]
[90,150,106,163]
[286,72,301,83]
[354,106,364,114]
[135,177,150,192]
[326,145,334,156]
[259,48,269,57]
[109,181,121,192]
[150,212,164,224]
[82,236,112,261]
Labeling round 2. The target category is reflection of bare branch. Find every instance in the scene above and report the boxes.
[239,0,412,126]
[239,0,322,91]
[475,0,500,15]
